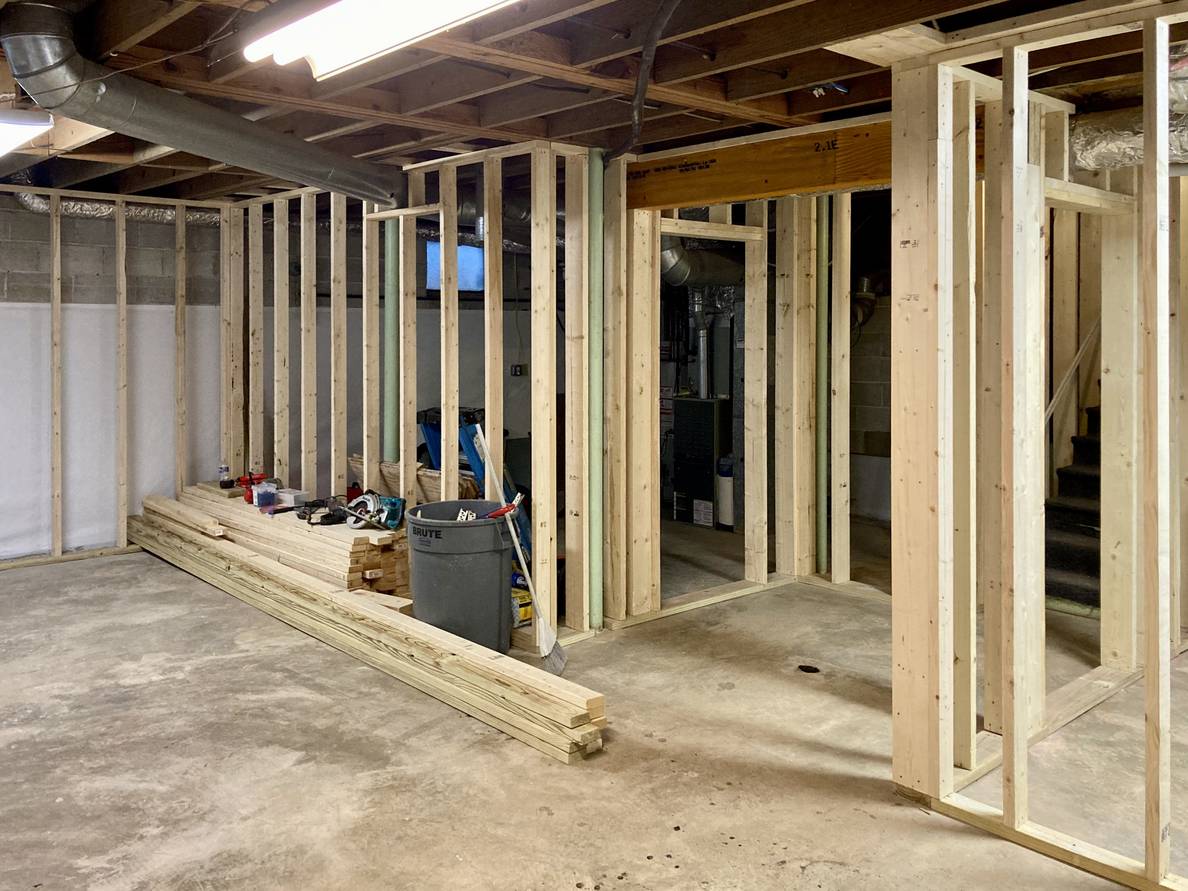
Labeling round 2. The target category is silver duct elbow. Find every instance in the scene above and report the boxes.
[0,1,406,207]
[660,235,744,287]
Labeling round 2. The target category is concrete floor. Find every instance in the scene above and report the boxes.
[3,550,1169,889]
[660,516,891,599]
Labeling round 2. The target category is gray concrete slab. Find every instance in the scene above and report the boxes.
[0,552,1128,889]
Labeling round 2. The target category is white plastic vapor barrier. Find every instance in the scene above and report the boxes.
[0,303,221,559]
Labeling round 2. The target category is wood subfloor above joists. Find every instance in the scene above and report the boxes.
[0,0,1159,200]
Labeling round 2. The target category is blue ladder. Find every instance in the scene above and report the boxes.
[417,412,532,563]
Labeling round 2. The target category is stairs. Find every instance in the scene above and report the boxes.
[1045,405,1101,607]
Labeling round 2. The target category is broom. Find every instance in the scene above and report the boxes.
[473,424,567,675]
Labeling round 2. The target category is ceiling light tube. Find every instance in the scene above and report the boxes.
[244,0,521,80]
[0,109,54,157]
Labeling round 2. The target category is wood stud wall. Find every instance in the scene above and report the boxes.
[625,207,661,615]
[483,158,504,503]
[773,197,799,576]
[530,145,559,641]
[174,208,188,496]
[951,77,977,772]
[1100,168,1140,672]
[273,199,289,483]
[890,61,954,800]
[743,200,769,585]
[400,172,423,507]
[565,153,591,632]
[603,158,629,623]
[330,193,348,496]
[248,204,264,474]
[1140,18,1172,881]
[115,200,128,549]
[438,166,460,503]
[220,206,244,477]
[300,193,317,493]
[791,198,818,577]
[894,11,1186,887]
[22,190,206,566]
[49,195,62,557]
[602,195,775,625]
[830,195,851,584]
[362,201,381,493]
[7,148,589,639]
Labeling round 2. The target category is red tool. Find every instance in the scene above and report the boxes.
[482,493,522,520]
[237,472,268,502]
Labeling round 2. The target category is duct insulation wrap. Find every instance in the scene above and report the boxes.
[1070,45,1188,171]
[1069,107,1188,170]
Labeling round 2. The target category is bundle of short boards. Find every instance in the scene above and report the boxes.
[128,485,605,764]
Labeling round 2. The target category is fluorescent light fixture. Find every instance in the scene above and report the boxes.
[0,109,54,156]
[244,0,521,80]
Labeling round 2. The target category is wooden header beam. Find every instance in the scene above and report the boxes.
[628,119,892,210]
[629,118,1127,211]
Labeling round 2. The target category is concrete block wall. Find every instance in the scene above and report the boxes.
[850,292,891,459]
[0,196,221,305]
[849,292,891,521]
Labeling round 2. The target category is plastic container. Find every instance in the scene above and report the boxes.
[253,481,277,508]
[406,499,514,653]
[716,456,734,529]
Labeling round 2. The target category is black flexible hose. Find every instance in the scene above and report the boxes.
[605,0,683,164]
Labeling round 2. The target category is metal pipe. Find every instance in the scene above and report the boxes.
[815,194,830,575]
[383,219,399,463]
[0,1,405,206]
[588,148,605,630]
[691,290,710,397]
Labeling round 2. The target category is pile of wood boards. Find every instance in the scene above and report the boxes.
[149,486,408,594]
[128,508,606,763]
[348,456,482,502]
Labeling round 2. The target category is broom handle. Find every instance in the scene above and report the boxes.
[474,425,555,656]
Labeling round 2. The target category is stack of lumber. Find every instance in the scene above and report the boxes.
[147,486,409,595]
[348,456,482,502]
[128,509,606,763]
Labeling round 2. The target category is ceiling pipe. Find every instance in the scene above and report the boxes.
[0,1,405,206]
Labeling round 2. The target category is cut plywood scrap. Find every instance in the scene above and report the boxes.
[827,25,947,67]
[128,513,605,762]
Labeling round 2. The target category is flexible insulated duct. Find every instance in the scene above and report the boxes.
[0,1,405,206]
[1070,107,1188,170]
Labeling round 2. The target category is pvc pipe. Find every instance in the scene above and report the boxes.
[383,219,399,463]
[588,149,605,630]
[815,194,830,575]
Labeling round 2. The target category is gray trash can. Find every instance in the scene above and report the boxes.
[406,499,514,653]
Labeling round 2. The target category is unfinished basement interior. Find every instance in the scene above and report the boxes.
[5,0,1188,887]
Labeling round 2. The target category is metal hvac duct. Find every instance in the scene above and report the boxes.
[0,1,405,206]
[659,235,744,287]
